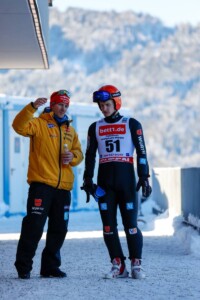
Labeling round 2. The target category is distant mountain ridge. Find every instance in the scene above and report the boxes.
[49,8,175,74]
[0,7,199,168]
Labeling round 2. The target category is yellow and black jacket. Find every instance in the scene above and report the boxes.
[12,103,83,190]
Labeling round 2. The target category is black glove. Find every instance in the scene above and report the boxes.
[81,178,96,203]
[136,177,152,198]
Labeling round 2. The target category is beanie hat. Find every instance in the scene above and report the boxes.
[50,90,70,108]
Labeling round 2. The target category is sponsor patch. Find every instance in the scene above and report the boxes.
[136,129,142,135]
[34,198,42,207]
[104,226,110,233]
[48,123,55,128]
[126,203,134,210]
[139,158,147,165]
[122,117,128,123]
[64,212,69,220]
[100,157,133,164]
[129,228,137,235]
[104,231,113,235]
[138,136,146,154]
[31,207,44,211]
[31,211,42,215]
[99,124,126,136]
[100,203,107,210]
[49,134,58,138]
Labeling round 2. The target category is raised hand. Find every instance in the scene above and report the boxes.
[33,98,48,109]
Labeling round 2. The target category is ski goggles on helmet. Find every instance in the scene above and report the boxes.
[57,90,71,97]
[93,91,121,103]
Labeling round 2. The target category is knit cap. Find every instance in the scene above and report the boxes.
[50,90,70,108]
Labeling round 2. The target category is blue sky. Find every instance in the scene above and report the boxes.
[53,0,200,26]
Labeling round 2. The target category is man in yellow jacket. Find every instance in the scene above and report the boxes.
[13,90,83,279]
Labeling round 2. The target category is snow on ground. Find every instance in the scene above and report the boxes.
[0,199,200,300]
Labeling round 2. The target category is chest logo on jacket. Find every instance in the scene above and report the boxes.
[47,123,56,128]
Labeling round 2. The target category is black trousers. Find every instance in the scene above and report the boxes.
[98,190,143,262]
[15,182,71,274]
[98,163,143,262]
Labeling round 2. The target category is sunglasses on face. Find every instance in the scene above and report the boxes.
[93,91,121,102]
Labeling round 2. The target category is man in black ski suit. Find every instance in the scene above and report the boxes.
[82,85,152,279]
